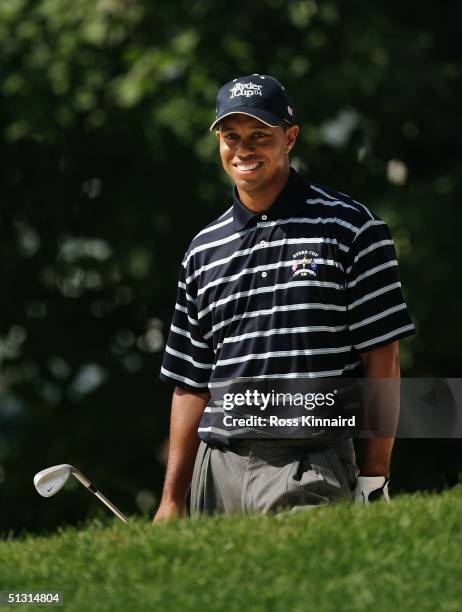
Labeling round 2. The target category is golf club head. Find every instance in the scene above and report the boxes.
[34,464,74,497]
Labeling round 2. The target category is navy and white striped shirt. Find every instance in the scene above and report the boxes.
[160,168,415,429]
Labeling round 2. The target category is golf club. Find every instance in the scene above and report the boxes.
[33,464,127,523]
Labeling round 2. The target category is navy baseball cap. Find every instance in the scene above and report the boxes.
[209,74,296,131]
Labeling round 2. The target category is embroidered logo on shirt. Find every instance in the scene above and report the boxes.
[291,250,318,277]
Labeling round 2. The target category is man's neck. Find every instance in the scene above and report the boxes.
[236,166,291,213]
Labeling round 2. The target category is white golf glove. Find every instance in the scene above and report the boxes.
[354,476,390,505]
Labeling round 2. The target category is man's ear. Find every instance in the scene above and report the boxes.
[215,129,221,142]
[286,124,299,153]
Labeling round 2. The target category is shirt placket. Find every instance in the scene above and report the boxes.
[253,213,273,293]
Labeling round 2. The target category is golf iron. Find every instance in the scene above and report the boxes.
[33,464,127,523]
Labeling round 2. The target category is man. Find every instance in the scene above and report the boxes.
[153,74,415,521]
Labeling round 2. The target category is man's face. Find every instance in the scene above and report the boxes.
[216,114,299,193]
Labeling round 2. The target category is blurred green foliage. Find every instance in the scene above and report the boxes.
[0,0,461,533]
[2,488,462,610]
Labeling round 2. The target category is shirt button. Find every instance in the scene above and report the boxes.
[261,214,267,220]
[261,272,267,278]
[260,240,266,246]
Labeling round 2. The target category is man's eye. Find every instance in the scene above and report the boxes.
[253,132,268,138]
[224,133,238,140]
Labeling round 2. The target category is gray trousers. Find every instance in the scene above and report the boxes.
[190,438,359,516]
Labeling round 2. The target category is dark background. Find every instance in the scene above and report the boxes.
[1,0,461,535]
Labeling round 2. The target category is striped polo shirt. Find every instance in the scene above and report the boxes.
[160,168,415,439]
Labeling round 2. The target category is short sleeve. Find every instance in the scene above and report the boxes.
[159,260,214,391]
[345,218,415,353]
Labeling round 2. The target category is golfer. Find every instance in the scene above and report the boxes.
[153,74,415,520]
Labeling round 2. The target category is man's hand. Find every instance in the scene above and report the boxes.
[152,499,185,523]
[354,475,390,504]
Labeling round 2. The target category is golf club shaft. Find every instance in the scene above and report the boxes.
[93,490,128,523]
[72,471,127,522]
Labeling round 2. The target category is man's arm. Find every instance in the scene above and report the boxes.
[153,386,210,522]
[359,340,400,478]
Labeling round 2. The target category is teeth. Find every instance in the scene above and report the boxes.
[236,162,261,171]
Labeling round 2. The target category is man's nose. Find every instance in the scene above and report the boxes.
[235,137,256,155]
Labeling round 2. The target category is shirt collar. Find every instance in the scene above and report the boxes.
[232,167,309,232]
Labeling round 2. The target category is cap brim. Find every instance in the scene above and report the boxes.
[209,108,285,131]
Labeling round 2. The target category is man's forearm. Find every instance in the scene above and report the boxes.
[160,386,210,504]
[361,437,394,478]
[360,341,400,478]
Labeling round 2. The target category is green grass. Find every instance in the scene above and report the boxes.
[1,487,462,612]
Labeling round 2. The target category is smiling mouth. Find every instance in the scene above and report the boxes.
[233,161,264,173]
